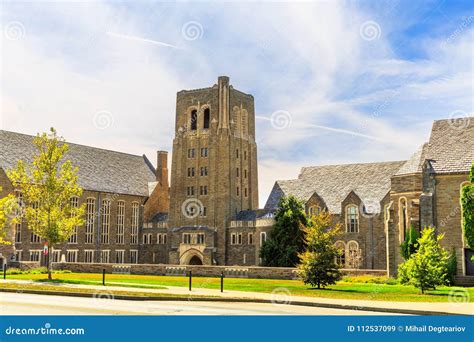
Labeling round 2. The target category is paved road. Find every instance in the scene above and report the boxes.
[0,293,402,315]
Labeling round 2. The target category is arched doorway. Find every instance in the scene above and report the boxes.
[188,255,203,265]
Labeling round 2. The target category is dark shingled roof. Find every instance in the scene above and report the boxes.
[422,118,474,174]
[264,161,405,214]
[149,212,169,223]
[0,130,156,197]
[235,209,274,221]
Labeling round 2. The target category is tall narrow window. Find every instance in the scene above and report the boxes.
[346,205,359,233]
[14,191,22,243]
[335,241,346,266]
[68,197,78,244]
[131,202,139,244]
[260,232,267,246]
[191,110,197,130]
[399,198,408,240]
[85,198,95,244]
[117,201,125,244]
[203,108,210,129]
[101,199,110,244]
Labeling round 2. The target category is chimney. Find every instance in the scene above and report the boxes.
[156,151,168,188]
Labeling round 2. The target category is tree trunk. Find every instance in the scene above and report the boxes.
[47,243,52,280]
[317,281,320,289]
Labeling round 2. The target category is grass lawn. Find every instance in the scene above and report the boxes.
[5,272,473,303]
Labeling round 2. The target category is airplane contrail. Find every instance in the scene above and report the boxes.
[106,32,182,49]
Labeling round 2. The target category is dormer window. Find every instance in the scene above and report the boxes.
[346,205,359,233]
[308,205,321,217]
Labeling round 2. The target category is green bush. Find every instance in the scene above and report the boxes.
[398,227,449,293]
[27,267,48,274]
[5,268,22,275]
[400,226,419,260]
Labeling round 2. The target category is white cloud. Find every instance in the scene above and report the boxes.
[1,1,472,206]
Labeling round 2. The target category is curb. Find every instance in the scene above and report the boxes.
[0,288,465,316]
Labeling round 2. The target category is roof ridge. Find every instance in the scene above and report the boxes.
[0,129,151,160]
[300,160,406,170]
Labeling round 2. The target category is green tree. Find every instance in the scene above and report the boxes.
[297,211,342,289]
[7,128,85,279]
[398,227,449,294]
[0,189,18,245]
[259,195,307,267]
[400,225,420,260]
[461,162,474,254]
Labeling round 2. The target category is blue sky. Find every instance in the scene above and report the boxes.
[1,0,473,205]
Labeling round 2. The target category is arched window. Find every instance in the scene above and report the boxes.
[399,198,408,241]
[334,241,346,266]
[347,240,361,269]
[346,205,359,233]
[308,205,321,217]
[203,108,210,129]
[190,110,197,130]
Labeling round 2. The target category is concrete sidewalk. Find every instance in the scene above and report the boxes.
[1,279,473,315]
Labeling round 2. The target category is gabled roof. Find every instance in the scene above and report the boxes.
[264,161,405,214]
[0,130,156,197]
[395,144,427,176]
[423,118,474,174]
[395,118,474,176]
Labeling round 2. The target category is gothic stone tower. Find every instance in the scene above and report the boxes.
[168,76,258,265]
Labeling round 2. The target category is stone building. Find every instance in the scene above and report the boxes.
[166,76,259,266]
[0,130,169,266]
[0,76,472,278]
[264,161,406,270]
[265,118,474,276]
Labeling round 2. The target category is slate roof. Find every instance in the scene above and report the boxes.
[422,118,474,174]
[150,212,169,223]
[0,130,156,197]
[235,209,274,221]
[395,144,427,176]
[264,161,405,214]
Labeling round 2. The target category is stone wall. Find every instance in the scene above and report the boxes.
[52,262,386,279]
[7,261,40,270]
